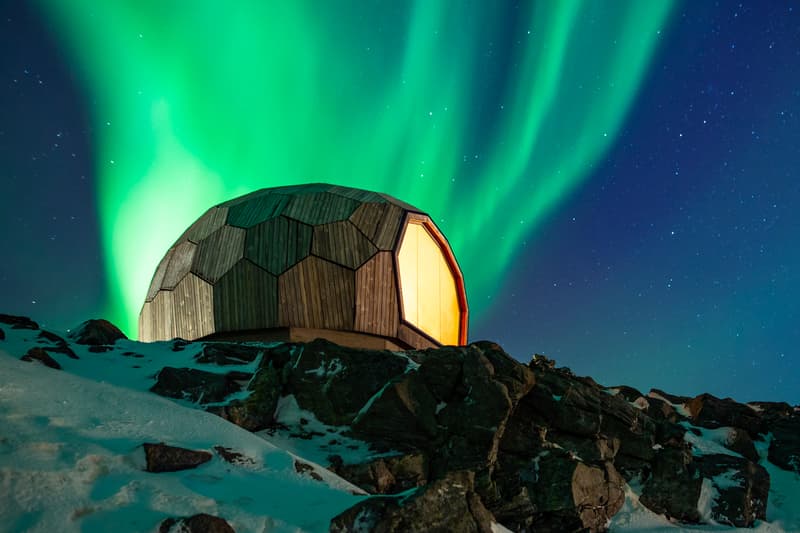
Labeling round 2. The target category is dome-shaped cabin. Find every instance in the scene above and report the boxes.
[138,183,468,350]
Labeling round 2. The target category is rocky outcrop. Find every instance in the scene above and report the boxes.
[685,393,765,438]
[151,367,242,404]
[68,319,127,346]
[21,347,61,369]
[159,513,235,533]
[143,442,212,473]
[37,330,78,359]
[330,471,493,533]
[328,452,428,494]
[0,313,39,330]
[184,338,794,531]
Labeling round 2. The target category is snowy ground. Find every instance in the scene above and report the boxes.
[0,343,363,532]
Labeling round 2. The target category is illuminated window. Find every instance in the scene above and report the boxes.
[397,220,460,344]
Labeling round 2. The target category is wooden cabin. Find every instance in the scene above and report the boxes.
[139,183,468,350]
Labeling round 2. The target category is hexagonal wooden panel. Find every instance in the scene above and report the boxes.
[192,225,246,283]
[312,220,377,269]
[161,241,197,290]
[214,259,278,332]
[278,256,355,330]
[282,192,359,225]
[244,216,312,275]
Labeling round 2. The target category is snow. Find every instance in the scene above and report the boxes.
[697,477,720,524]
[610,433,800,532]
[266,394,391,469]
[0,350,363,532]
[681,423,743,458]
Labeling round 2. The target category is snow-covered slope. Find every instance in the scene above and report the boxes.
[0,349,363,532]
[2,320,799,532]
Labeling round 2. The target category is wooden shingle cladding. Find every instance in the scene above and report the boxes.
[138,183,469,350]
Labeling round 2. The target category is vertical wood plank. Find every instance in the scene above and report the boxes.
[355,251,399,337]
[278,256,355,330]
[214,260,278,332]
[193,225,245,283]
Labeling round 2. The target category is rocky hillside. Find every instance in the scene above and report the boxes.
[1,313,798,532]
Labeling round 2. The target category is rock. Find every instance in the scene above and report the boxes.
[159,513,235,533]
[151,367,241,404]
[213,446,254,465]
[209,359,282,431]
[351,370,438,449]
[20,347,61,369]
[607,385,644,403]
[143,442,212,473]
[696,454,769,527]
[0,327,5,340]
[724,427,759,462]
[640,446,702,523]
[37,330,78,359]
[329,452,428,494]
[649,388,690,405]
[767,414,800,474]
[294,460,324,481]
[748,401,793,419]
[285,338,411,426]
[493,449,624,532]
[68,319,126,345]
[195,343,263,365]
[685,393,764,438]
[0,313,39,330]
[330,470,494,533]
[429,343,535,475]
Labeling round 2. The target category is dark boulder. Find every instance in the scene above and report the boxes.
[0,314,39,330]
[195,343,263,365]
[767,414,800,474]
[685,393,764,438]
[68,319,127,346]
[208,364,278,432]
[649,388,690,405]
[351,370,438,449]
[159,513,234,533]
[640,446,702,523]
[493,449,624,532]
[213,446,254,466]
[330,471,494,533]
[37,330,78,359]
[607,385,644,403]
[724,427,759,462]
[143,442,212,473]
[284,339,411,426]
[0,327,4,340]
[20,347,61,370]
[696,454,769,527]
[151,367,241,404]
[328,452,428,494]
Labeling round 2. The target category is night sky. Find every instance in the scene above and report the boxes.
[2,1,799,403]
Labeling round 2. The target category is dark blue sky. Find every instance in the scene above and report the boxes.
[2,1,799,403]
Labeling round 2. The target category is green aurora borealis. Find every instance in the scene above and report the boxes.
[38,1,675,337]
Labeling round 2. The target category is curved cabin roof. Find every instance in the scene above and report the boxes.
[139,183,468,350]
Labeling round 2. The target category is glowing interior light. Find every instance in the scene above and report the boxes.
[398,220,460,345]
